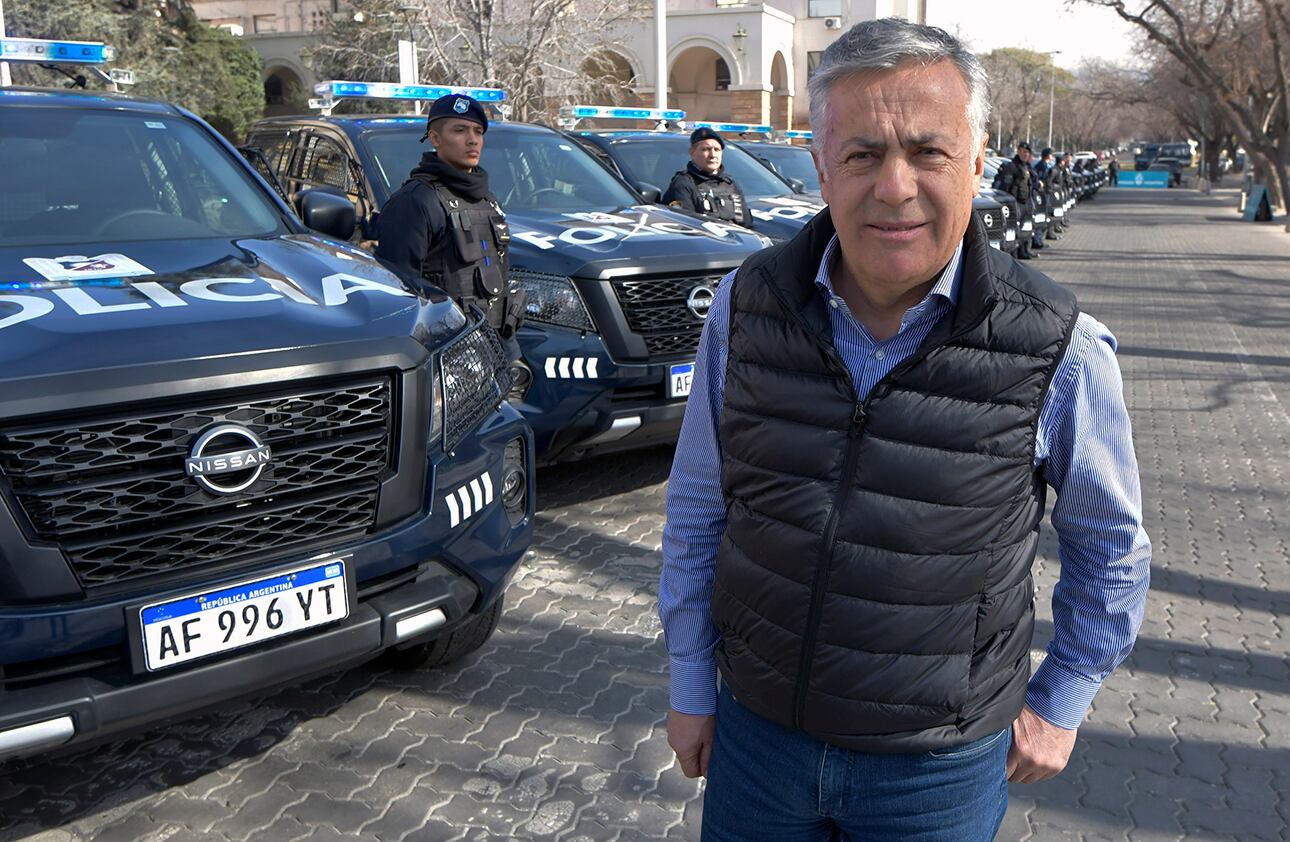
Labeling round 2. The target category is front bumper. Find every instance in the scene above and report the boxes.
[515,326,689,464]
[0,561,481,760]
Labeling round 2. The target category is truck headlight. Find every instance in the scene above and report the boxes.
[515,269,594,331]
[429,365,444,446]
[439,323,511,452]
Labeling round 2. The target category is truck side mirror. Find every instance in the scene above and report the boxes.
[636,182,663,204]
[298,188,357,241]
[787,177,807,194]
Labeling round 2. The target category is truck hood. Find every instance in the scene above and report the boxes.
[0,234,465,383]
[504,204,769,277]
[744,195,827,241]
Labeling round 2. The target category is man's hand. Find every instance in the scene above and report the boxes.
[1006,705,1077,783]
[667,710,716,779]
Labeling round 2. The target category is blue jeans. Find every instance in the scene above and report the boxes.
[702,685,1010,841]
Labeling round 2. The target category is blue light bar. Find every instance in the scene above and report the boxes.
[0,38,114,64]
[779,130,813,140]
[692,121,772,135]
[314,81,508,102]
[561,105,686,121]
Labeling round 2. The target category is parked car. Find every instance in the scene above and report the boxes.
[246,91,770,464]
[0,82,533,760]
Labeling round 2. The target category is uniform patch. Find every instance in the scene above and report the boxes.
[23,253,153,282]
[454,97,470,114]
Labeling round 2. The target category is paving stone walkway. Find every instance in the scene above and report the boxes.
[1,186,1286,841]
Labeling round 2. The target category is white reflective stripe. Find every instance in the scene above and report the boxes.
[481,472,495,504]
[470,478,485,511]
[457,486,473,519]
[587,358,599,378]
[559,358,571,378]
[544,358,558,378]
[573,358,585,378]
[446,494,461,528]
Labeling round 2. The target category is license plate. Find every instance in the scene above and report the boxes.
[1035,213,1047,222]
[1005,229,1016,241]
[669,362,695,399]
[1022,221,1033,231]
[1055,208,1064,218]
[138,560,350,671]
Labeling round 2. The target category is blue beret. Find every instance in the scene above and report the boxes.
[421,95,488,141]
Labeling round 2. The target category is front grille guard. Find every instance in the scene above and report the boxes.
[437,318,513,453]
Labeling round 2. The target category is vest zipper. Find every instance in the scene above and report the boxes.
[793,402,868,729]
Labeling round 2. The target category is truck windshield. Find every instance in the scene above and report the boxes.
[744,144,821,193]
[604,135,797,200]
[363,127,641,211]
[0,107,286,248]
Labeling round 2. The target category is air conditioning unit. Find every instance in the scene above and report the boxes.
[824,16,842,29]
[218,22,245,37]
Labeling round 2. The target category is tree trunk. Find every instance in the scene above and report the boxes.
[1204,137,1222,185]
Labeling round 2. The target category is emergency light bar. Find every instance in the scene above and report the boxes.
[0,38,114,64]
[560,105,687,122]
[691,121,772,135]
[777,130,813,140]
[314,81,508,102]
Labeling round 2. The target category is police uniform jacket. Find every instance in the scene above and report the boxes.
[663,162,753,228]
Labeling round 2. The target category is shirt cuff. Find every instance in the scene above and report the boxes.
[668,657,719,715]
[1026,656,1103,730]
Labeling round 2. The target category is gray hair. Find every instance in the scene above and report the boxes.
[808,18,990,167]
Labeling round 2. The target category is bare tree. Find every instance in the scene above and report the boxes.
[308,0,647,123]
[1081,0,1290,230]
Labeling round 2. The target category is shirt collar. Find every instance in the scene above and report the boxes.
[815,233,964,311]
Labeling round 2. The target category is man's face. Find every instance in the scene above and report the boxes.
[812,61,985,294]
[1019,148,1033,165]
[428,118,485,170]
[691,139,723,173]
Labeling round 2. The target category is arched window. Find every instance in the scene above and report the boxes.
[715,57,731,91]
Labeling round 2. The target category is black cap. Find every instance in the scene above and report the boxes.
[1041,147,1053,156]
[689,127,725,148]
[420,94,488,142]
[1017,141,1033,152]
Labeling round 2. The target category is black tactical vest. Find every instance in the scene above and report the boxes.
[681,170,746,224]
[412,175,516,333]
[712,209,1079,753]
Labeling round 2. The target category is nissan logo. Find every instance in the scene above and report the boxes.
[687,285,715,320]
[983,213,994,228]
[184,424,272,495]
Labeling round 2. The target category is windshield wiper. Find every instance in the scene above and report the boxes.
[238,145,291,205]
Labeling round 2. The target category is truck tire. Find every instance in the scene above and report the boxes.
[383,595,503,671]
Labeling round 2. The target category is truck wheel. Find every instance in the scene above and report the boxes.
[383,596,503,671]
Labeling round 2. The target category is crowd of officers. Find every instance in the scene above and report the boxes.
[992,142,1107,260]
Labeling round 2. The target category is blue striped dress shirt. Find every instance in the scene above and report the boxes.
[659,235,1152,731]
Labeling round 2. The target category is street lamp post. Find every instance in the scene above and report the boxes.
[1046,50,1062,150]
[655,0,666,112]
[0,0,12,88]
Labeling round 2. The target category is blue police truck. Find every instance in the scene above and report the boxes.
[246,87,770,464]
[0,52,532,760]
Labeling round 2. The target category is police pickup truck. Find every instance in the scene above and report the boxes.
[0,62,531,760]
[246,89,768,464]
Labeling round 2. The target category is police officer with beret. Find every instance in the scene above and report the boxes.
[376,94,524,356]
[662,127,752,228]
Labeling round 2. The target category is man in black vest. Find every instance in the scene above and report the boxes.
[662,127,753,228]
[659,18,1150,841]
[993,141,1037,259]
[376,94,523,357]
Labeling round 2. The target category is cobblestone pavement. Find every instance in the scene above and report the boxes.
[1,187,1287,842]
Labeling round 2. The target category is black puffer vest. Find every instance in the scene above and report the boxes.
[712,209,1079,752]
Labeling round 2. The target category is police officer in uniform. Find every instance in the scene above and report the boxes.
[992,141,1037,259]
[376,94,524,357]
[662,127,753,228]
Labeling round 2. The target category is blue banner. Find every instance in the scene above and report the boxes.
[1123,170,1170,188]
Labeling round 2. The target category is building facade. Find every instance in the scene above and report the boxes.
[194,0,926,128]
